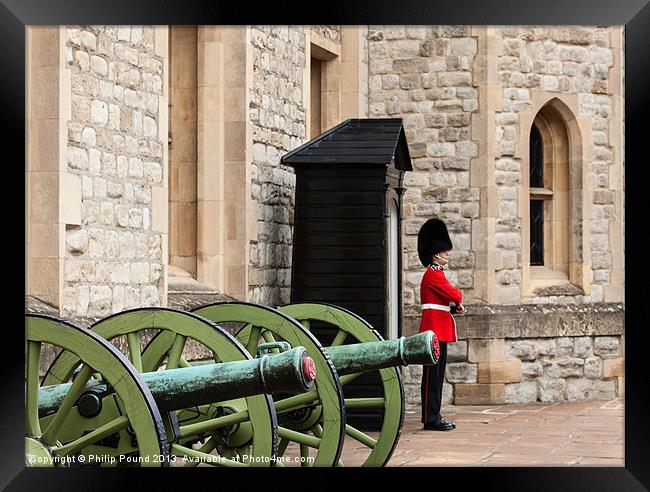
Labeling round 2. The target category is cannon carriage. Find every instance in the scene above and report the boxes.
[25,302,439,467]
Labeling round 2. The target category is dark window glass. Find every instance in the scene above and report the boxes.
[530,125,543,188]
[530,200,544,265]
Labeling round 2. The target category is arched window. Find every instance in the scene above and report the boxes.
[524,98,584,296]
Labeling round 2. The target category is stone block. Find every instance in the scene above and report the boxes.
[566,378,616,401]
[468,339,505,363]
[454,383,505,405]
[445,362,478,383]
[538,378,566,402]
[447,340,467,362]
[66,228,88,254]
[109,263,130,284]
[442,382,454,405]
[522,361,543,379]
[141,285,161,307]
[404,383,420,405]
[584,357,603,378]
[89,285,112,314]
[91,100,109,126]
[573,337,593,357]
[407,364,422,382]
[616,376,625,396]
[393,58,430,73]
[437,71,472,86]
[506,340,538,361]
[603,357,624,377]
[478,359,522,383]
[505,381,538,403]
[542,356,584,378]
[594,337,620,357]
[557,337,574,356]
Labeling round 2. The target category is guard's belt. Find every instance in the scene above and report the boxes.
[421,303,451,312]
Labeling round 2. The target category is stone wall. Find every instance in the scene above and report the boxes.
[493,26,622,304]
[402,303,624,405]
[312,25,341,44]
[63,26,166,318]
[367,26,481,336]
[248,26,307,306]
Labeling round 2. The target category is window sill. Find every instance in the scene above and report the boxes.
[527,266,584,297]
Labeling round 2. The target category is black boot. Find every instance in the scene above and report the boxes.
[422,419,454,431]
[438,418,456,429]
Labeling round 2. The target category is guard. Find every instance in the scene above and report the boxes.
[417,218,465,431]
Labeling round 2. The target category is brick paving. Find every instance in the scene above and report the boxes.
[339,398,624,466]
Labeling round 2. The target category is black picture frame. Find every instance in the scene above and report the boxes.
[3,1,648,489]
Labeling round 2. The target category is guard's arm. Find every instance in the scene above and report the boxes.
[429,271,463,304]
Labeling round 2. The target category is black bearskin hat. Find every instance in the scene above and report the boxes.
[417,218,453,267]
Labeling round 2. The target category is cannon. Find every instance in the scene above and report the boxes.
[30,303,438,467]
[193,301,439,466]
[27,311,316,467]
[38,346,315,415]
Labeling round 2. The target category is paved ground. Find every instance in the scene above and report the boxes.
[339,398,624,466]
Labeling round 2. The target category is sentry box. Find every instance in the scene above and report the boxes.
[282,118,413,430]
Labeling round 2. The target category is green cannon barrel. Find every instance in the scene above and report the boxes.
[39,346,316,415]
[324,331,438,376]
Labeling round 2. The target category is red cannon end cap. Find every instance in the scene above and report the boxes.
[303,356,317,381]
[431,333,441,362]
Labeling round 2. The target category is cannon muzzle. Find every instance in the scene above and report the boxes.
[325,331,438,376]
[38,346,316,415]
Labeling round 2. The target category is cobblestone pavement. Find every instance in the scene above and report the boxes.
[339,398,624,466]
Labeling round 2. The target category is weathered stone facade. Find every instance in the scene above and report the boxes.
[367,26,481,323]
[402,303,624,404]
[312,25,342,44]
[249,26,307,306]
[494,26,622,305]
[63,26,166,318]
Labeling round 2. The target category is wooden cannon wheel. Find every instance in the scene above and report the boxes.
[44,308,278,467]
[277,303,405,467]
[27,314,168,467]
[193,302,346,467]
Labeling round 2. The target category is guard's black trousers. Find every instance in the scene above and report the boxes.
[421,341,447,424]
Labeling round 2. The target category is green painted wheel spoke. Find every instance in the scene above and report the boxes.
[25,340,42,437]
[345,424,377,449]
[331,329,348,346]
[277,437,290,456]
[311,424,323,438]
[273,390,319,413]
[172,443,247,467]
[166,334,187,370]
[245,325,262,355]
[339,371,366,386]
[179,409,250,439]
[126,332,143,372]
[178,357,191,368]
[277,426,321,449]
[41,364,94,445]
[344,397,385,409]
[300,444,311,467]
[183,438,217,467]
[261,330,276,343]
[54,415,129,457]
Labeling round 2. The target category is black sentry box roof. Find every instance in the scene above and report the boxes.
[281,118,413,170]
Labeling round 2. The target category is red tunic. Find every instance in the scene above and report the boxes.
[418,266,463,342]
